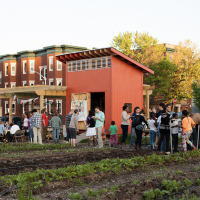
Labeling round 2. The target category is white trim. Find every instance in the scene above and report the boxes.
[4,82,8,88]
[49,78,54,85]
[29,60,35,74]
[11,63,16,76]
[49,57,53,71]
[5,101,8,114]
[11,82,16,88]
[49,100,53,114]
[23,60,27,74]
[57,60,62,71]
[12,101,16,114]
[44,66,47,79]
[29,80,35,86]
[0,71,2,84]
[5,63,8,76]
[22,81,27,86]
[56,78,62,86]
[39,68,43,80]
[56,100,62,114]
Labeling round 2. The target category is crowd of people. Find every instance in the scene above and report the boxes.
[0,109,63,144]
[121,103,199,154]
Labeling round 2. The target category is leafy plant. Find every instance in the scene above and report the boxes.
[174,170,183,175]
[143,189,155,200]
[197,179,200,186]
[132,180,139,185]
[194,167,200,172]
[183,179,193,189]
[68,192,83,200]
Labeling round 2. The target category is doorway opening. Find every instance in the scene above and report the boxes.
[91,92,105,113]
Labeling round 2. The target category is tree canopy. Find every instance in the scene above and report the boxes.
[111,31,166,66]
[191,81,200,111]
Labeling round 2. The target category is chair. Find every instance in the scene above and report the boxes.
[14,130,25,143]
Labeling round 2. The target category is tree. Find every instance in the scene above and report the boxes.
[192,81,200,111]
[111,31,166,66]
[173,39,200,99]
[145,58,179,102]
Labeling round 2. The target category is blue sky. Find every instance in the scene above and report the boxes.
[0,0,199,55]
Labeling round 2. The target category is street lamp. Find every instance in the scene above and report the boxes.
[30,70,47,85]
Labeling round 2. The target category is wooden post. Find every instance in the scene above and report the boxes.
[9,96,13,123]
[146,90,149,119]
[31,100,34,110]
[40,95,44,113]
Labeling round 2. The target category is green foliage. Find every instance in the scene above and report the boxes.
[174,170,183,175]
[197,179,200,186]
[194,167,200,172]
[131,180,139,185]
[192,81,200,111]
[145,57,179,102]
[79,138,88,143]
[183,179,193,189]
[68,192,83,200]
[162,180,182,193]
[143,189,155,200]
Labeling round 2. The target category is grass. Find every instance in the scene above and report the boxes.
[79,138,88,143]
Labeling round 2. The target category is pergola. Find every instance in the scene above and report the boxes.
[0,85,67,123]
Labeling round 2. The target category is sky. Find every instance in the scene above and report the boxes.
[0,0,200,55]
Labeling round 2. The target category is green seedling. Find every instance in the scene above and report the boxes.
[68,192,83,200]
[143,189,155,200]
[197,179,200,186]
[183,179,193,189]
[131,180,139,185]
[194,167,200,172]
[174,170,183,175]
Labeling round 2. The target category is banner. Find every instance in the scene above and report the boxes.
[71,100,87,121]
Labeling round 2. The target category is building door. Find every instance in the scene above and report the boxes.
[91,92,105,113]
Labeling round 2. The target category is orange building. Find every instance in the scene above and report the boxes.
[56,47,154,133]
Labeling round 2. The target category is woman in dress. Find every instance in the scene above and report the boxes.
[86,110,96,146]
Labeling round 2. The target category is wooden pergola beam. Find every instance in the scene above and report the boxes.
[84,51,93,58]
[94,50,104,57]
[79,52,87,59]
[70,54,77,60]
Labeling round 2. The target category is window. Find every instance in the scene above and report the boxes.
[5,101,9,114]
[57,61,62,71]
[44,66,47,79]
[5,63,8,76]
[56,78,62,86]
[22,81,27,86]
[49,78,54,85]
[29,81,35,86]
[39,67,43,80]
[11,63,16,76]
[49,100,53,114]
[56,100,62,114]
[5,83,8,88]
[23,103,26,114]
[0,72,2,84]
[12,102,16,114]
[29,101,32,112]
[29,61,35,73]
[23,61,27,74]
[11,82,16,88]
[67,56,111,72]
[49,57,53,71]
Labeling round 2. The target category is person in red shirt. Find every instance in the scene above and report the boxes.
[41,108,48,142]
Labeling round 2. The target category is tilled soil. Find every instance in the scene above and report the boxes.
[0,149,163,176]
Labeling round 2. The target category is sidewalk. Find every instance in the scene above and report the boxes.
[76,132,87,143]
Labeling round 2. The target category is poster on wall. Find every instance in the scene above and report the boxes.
[71,100,87,121]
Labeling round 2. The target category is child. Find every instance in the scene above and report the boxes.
[182,110,197,152]
[109,121,118,148]
[171,113,179,153]
[148,112,157,150]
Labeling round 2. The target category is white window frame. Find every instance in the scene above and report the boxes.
[23,60,27,74]
[49,78,54,85]
[56,100,62,114]
[29,101,32,112]
[29,60,35,74]
[12,101,16,114]
[5,101,9,114]
[39,67,43,80]
[29,80,35,86]
[22,102,26,114]
[57,60,62,71]
[44,66,47,79]
[0,72,2,84]
[11,82,16,88]
[49,56,53,71]
[5,82,8,88]
[11,63,16,76]
[49,100,53,114]
[22,81,27,86]
[56,78,62,86]
[5,63,8,76]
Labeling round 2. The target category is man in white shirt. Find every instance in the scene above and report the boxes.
[7,121,20,142]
